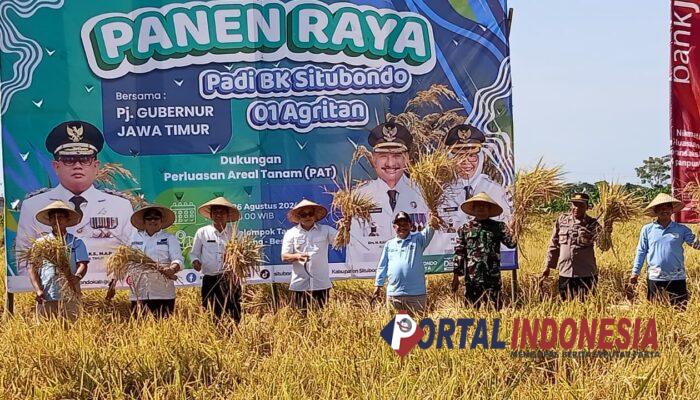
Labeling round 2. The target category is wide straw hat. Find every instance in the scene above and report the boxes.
[131,204,176,230]
[287,199,328,224]
[35,201,82,227]
[460,192,503,218]
[198,197,240,222]
[644,193,684,217]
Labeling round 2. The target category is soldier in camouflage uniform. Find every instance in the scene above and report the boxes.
[540,192,609,301]
[451,193,516,310]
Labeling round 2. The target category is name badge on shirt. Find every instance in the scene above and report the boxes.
[206,239,216,243]
[157,238,168,245]
[131,241,143,245]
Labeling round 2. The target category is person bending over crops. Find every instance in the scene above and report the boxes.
[540,192,608,301]
[630,194,700,310]
[28,201,89,322]
[119,205,183,318]
[372,211,435,315]
[282,200,338,313]
[190,197,243,323]
[451,193,516,310]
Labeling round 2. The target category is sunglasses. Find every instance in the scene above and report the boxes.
[144,216,162,221]
[298,211,315,218]
[57,156,95,166]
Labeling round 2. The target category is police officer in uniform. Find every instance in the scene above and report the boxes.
[426,124,512,256]
[16,121,135,279]
[347,121,428,277]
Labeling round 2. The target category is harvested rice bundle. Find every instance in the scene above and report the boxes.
[406,145,460,229]
[96,162,138,187]
[17,235,80,298]
[223,231,264,286]
[105,245,161,282]
[328,169,376,249]
[593,182,644,251]
[682,177,700,214]
[511,160,566,245]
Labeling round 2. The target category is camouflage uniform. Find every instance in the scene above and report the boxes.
[453,218,516,309]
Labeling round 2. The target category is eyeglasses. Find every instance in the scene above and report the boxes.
[298,211,315,218]
[57,156,95,166]
[144,216,161,221]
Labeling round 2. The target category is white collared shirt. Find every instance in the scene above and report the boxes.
[189,224,234,276]
[127,229,183,300]
[281,223,337,291]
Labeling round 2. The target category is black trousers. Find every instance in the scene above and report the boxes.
[647,279,689,309]
[130,299,175,318]
[292,289,330,311]
[558,275,598,301]
[202,274,242,323]
[465,280,502,310]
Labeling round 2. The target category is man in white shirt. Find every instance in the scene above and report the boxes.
[281,199,338,313]
[190,197,242,323]
[346,121,428,277]
[125,205,183,318]
[16,121,135,284]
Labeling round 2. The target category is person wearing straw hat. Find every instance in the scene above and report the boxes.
[123,204,183,317]
[281,199,338,312]
[29,201,89,321]
[371,210,435,315]
[347,121,429,279]
[17,121,135,280]
[451,193,516,310]
[190,197,243,322]
[630,193,700,309]
[540,192,606,301]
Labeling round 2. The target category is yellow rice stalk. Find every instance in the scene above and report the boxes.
[682,177,700,215]
[223,229,264,286]
[96,162,138,187]
[17,235,80,299]
[105,245,162,282]
[405,84,458,110]
[350,145,373,167]
[511,160,566,246]
[406,146,460,229]
[328,170,377,249]
[593,182,645,251]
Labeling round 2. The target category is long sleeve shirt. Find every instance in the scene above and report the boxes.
[453,219,516,286]
[128,230,184,300]
[37,232,89,301]
[374,226,435,296]
[545,213,603,278]
[281,223,338,291]
[189,224,234,276]
[633,221,695,281]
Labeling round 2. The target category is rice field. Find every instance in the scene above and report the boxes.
[1,216,700,399]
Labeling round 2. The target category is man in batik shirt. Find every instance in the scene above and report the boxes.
[451,193,516,310]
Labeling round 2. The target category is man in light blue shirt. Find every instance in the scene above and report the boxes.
[27,201,89,321]
[372,211,435,314]
[630,193,700,309]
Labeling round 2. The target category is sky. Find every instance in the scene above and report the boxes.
[508,0,670,183]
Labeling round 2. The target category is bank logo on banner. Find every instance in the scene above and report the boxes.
[380,312,424,357]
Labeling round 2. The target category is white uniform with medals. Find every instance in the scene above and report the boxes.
[346,175,429,278]
[15,184,135,278]
[425,174,512,256]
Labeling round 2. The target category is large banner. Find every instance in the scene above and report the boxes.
[672,0,700,221]
[1,0,515,293]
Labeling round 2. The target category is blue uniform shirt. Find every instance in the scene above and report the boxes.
[633,221,695,281]
[39,232,89,301]
[375,227,435,296]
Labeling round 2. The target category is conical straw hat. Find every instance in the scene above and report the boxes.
[35,201,82,227]
[460,192,503,218]
[287,199,328,224]
[131,204,176,230]
[644,193,683,217]
[198,197,240,222]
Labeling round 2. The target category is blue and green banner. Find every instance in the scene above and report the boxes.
[1,0,514,292]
